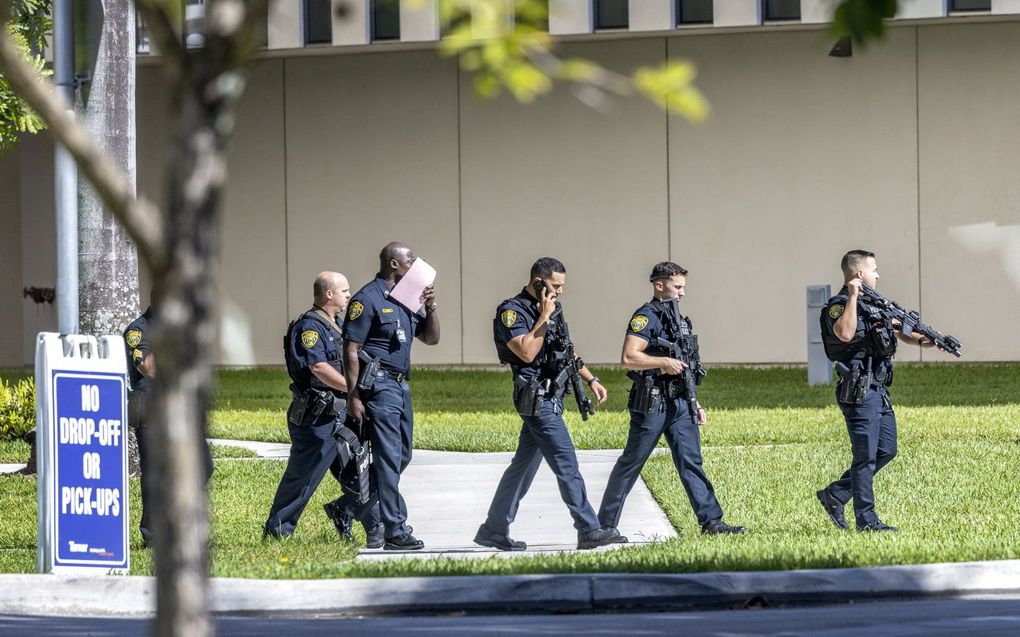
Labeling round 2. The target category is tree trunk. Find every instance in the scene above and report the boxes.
[78,0,140,337]
[148,67,239,637]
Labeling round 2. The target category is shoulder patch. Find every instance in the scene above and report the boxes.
[348,301,364,321]
[501,309,518,328]
[828,304,845,319]
[300,330,319,349]
[125,329,142,348]
[630,315,649,332]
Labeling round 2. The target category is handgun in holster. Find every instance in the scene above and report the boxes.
[357,350,382,393]
[287,384,309,426]
[835,359,872,405]
[627,370,661,415]
[513,375,545,417]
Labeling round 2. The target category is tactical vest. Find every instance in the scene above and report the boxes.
[821,299,897,363]
[284,309,345,393]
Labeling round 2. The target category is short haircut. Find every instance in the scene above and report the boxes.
[840,250,876,277]
[530,257,566,279]
[649,261,688,282]
[313,274,332,300]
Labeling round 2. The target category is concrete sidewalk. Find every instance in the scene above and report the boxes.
[208,438,676,558]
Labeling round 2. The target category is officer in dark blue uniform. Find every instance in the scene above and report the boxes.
[599,262,745,537]
[124,306,213,547]
[817,250,934,532]
[475,257,622,551]
[264,272,381,544]
[344,243,439,551]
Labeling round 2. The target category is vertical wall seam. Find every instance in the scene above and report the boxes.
[456,60,465,364]
[915,26,923,361]
[665,36,672,262]
[282,59,291,325]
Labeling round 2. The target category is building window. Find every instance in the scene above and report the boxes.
[595,0,628,30]
[305,0,332,44]
[678,0,713,25]
[950,0,991,10]
[763,0,800,21]
[372,0,400,41]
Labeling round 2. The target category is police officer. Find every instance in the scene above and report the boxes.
[475,257,622,551]
[124,305,213,547]
[817,250,934,532]
[264,272,381,544]
[344,243,439,551]
[600,262,745,537]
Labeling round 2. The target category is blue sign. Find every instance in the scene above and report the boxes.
[50,371,128,569]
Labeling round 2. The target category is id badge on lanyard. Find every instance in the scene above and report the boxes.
[395,318,407,344]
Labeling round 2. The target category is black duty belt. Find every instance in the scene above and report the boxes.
[373,369,407,383]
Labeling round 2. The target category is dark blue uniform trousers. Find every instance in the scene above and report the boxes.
[265,413,379,536]
[365,378,413,538]
[823,387,897,528]
[484,398,600,534]
[599,397,723,529]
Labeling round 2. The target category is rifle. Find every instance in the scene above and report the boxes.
[652,298,706,423]
[859,285,963,357]
[544,303,596,421]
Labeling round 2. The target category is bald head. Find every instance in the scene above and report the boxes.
[379,242,416,280]
[313,271,350,313]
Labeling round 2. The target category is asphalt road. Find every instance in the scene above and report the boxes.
[3,596,1020,636]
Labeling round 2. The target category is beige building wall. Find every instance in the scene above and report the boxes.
[917,22,1020,361]
[283,51,462,365]
[8,20,1020,366]
[460,39,670,364]
[0,148,23,364]
[669,28,922,363]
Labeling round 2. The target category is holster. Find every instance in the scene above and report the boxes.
[513,375,545,418]
[357,350,381,393]
[287,384,308,426]
[835,360,872,405]
[627,371,662,415]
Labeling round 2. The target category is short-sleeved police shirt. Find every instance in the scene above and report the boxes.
[626,299,692,356]
[287,309,344,393]
[343,276,425,376]
[124,309,153,394]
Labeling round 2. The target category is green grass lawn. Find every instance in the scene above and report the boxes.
[1,364,1018,578]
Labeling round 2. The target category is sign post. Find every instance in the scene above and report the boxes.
[36,333,129,574]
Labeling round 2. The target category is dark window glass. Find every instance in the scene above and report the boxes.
[764,0,800,21]
[950,0,991,10]
[678,0,713,24]
[305,0,332,44]
[373,0,400,41]
[595,0,628,30]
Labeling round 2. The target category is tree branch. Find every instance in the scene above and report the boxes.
[0,0,167,273]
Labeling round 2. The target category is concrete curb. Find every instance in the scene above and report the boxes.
[2,559,1018,617]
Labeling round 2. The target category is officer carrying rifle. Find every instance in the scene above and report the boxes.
[816,250,961,533]
[475,257,623,552]
[599,261,745,537]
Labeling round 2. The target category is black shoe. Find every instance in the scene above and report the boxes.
[859,521,898,533]
[473,524,527,551]
[816,489,849,530]
[262,523,292,540]
[365,524,385,549]
[701,519,747,535]
[323,499,354,542]
[577,527,623,550]
[384,532,425,551]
